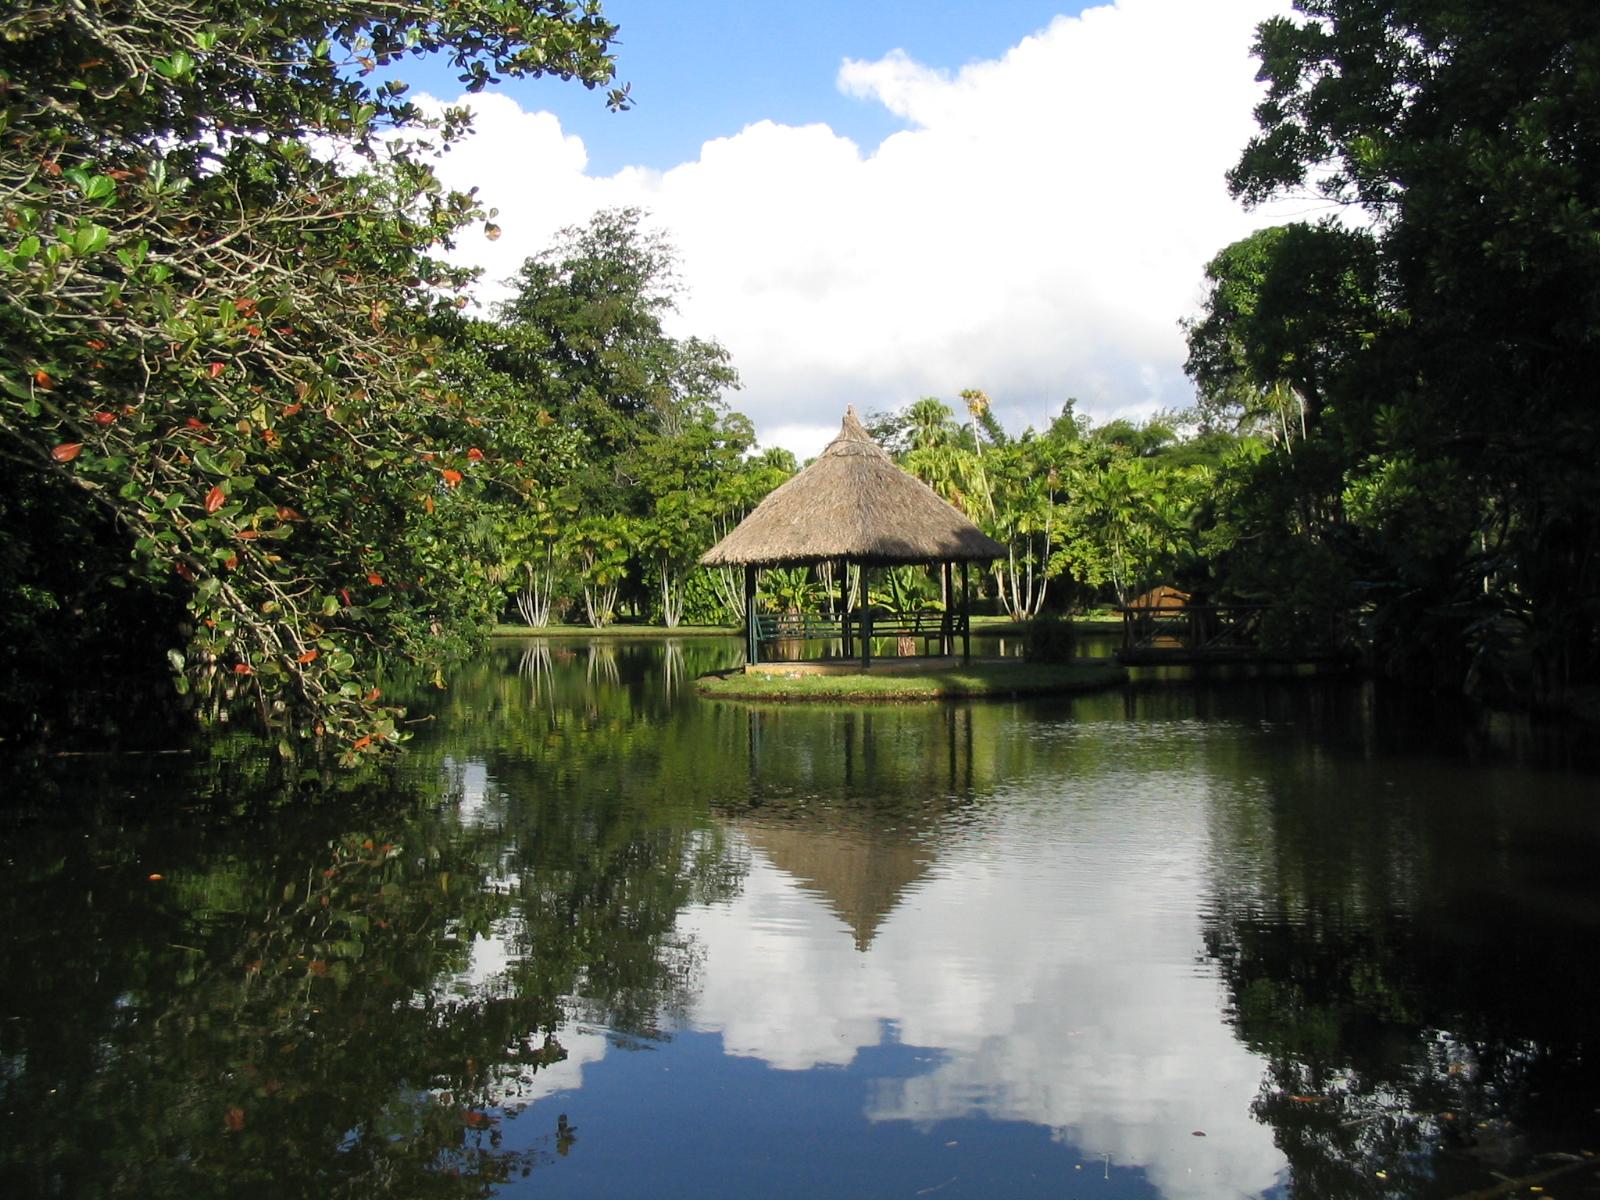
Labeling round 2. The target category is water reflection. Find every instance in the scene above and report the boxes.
[680,809,1285,1200]
[3,640,1598,1199]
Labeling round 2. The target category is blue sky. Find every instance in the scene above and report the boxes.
[403,1,1296,457]
[408,2,1092,175]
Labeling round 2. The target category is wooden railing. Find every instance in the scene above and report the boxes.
[1117,604,1267,659]
[756,608,966,655]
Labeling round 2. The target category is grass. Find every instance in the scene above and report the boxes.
[695,659,1127,702]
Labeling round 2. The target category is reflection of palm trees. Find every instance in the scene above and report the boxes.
[661,638,684,700]
[519,640,554,705]
[585,641,620,689]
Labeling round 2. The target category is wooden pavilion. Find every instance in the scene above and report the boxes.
[700,407,1005,668]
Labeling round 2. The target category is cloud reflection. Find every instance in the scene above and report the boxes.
[678,788,1288,1199]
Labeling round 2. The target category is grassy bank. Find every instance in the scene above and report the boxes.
[696,659,1127,702]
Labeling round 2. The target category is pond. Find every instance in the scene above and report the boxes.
[3,638,1599,1199]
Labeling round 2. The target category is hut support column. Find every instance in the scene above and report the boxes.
[940,563,953,656]
[860,565,872,669]
[744,566,759,667]
[839,558,851,658]
[961,561,971,665]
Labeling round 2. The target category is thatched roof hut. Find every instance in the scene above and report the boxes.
[700,407,1004,568]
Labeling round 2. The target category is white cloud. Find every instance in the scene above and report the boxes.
[417,0,1294,457]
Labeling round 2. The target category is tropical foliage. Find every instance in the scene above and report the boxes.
[0,0,625,752]
[1188,0,1600,704]
[864,395,1226,618]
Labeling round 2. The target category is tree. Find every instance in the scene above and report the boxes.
[0,1,625,752]
[1207,0,1600,700]
[485,209,741,627]
[494,208,737,464]
[632,412,758,627]
[1183,222,1383,444]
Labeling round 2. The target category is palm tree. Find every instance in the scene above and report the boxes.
[906,396,956,451]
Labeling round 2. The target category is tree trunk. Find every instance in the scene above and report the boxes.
[659,560,684,628]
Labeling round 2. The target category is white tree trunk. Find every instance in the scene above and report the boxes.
[659,560,685,628]
[516,550,557,627]
[582,582,619,628]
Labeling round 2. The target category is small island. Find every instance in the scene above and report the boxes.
[697,657,1126,702]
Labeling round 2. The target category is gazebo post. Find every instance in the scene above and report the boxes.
[744,565,759,666]
[839,558,851,658]
[940,562,953,656]
[960,561,971,665]
[859,563,872,669]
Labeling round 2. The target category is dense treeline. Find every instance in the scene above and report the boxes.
[3,0,1595,756]
[1187,0,1600,708]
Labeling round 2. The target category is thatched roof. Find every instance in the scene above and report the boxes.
[701,407,1005,567]
[1126,585,1190,611]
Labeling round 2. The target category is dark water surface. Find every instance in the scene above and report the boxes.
[4,638,1599,1199]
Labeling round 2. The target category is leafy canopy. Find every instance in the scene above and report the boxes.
[0,1,624,753]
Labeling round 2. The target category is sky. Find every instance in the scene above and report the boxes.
[398,0,1303,458]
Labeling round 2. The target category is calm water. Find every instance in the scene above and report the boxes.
[4,638,1599,1199]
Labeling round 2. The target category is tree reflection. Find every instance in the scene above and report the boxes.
[0,732,739,1198]
[1201,745,1600,1198]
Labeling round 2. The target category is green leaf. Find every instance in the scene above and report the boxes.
[153,51,195,79]
[71,223,110,256]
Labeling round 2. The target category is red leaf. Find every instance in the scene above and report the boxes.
[205,485,225,513]
[223,554,238,569]
[423,495,435,514]
[276,506,304,521]
[366,572,383,586]
[186,417,207,430]
[51,442,82,462]
[441,468,462,488]
[224,1107,246,1133]
[236,529,260,540]
[364,687,381,702]
[466,447,484,462]
[339,587,351,606]
[92,411,117,425]
[233,663,253,676]
[351,735,372,751]
[207,361,226,379]
[295,650,318,664]
[174,561,195,582]
[282,402,302,417]
[33,369,53,390]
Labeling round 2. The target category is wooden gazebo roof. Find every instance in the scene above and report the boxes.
[700,407,1004,568]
